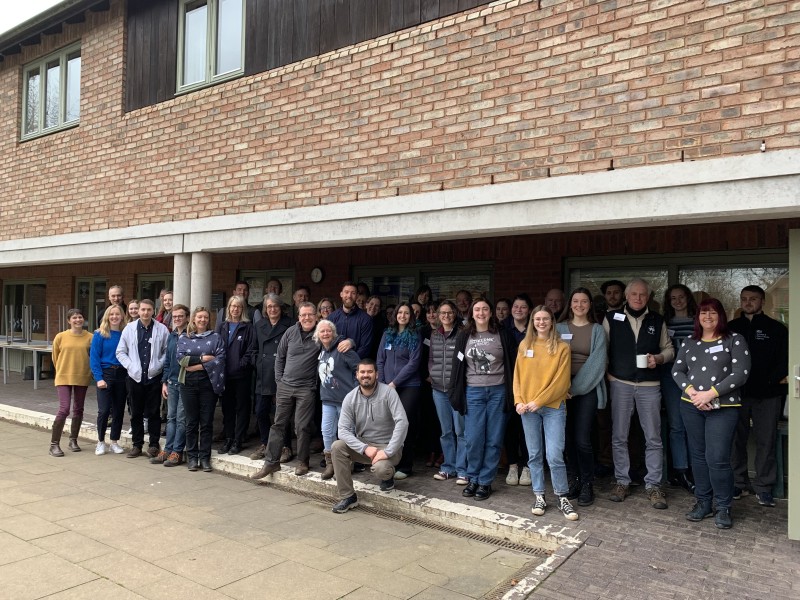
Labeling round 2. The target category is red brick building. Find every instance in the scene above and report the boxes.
[1,0,799,530]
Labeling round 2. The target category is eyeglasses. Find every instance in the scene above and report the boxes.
[438,311,454,316]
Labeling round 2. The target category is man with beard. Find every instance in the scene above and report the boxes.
[329,281,373,359]
[330,359,408,513]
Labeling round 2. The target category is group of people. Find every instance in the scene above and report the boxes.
[47,277,786,529]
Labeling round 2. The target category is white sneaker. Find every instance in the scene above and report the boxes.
[394,471,409,480]
[95,441,107,455]
[505,464,519,486]
[531,494,547,516]
[519,466,532,486]
[110,442,125,454]
[558,496,579,521]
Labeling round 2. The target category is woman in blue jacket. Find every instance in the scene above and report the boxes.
[556,287,608,506]
[215,295,256,455]
[91,305,127,455]
[377,302,422,479]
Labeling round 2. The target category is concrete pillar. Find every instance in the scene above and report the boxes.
[172,253,192,307]
[788,230,800,540]
[190,252,212,310]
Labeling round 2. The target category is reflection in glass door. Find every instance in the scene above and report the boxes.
[75,278,107,330]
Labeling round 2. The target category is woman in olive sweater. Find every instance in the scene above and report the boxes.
[50,308,93,456]
[514,305,576,520]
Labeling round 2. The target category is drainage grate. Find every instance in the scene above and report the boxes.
[483,559,542,600]
[265,480,552,559]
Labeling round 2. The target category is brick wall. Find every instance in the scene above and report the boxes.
[0,0,797,241]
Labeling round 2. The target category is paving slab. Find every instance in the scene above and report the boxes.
[0,553,98,599]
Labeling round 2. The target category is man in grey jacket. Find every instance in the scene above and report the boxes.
[331,358,409,514]
[251,302,319,478]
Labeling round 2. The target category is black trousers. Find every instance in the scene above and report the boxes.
[221,376,252,443]
[566,389,598,485]
[732,395,781,494]
[182,371,216,461]
[396,386,421,474]
[127,376,162,449]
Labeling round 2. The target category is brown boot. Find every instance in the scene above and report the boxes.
[68,418,82,452]
[50,418,66,457]
[295,462,310,476]
[321,452,334,480]
[250,461,281,480]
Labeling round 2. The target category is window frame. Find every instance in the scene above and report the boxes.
[20,42,81,141]
[176,0,245,95]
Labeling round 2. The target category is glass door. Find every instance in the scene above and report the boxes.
[76,278,107,329]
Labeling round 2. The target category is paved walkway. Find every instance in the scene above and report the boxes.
[2,374,800,598]
[0,420,534,600]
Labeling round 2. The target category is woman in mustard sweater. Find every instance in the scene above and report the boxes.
[50,308,93,457]
[514,305,576,520]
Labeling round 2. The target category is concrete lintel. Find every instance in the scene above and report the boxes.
[1,149,798,265]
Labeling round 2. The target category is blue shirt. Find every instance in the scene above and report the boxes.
[90,330,122,381]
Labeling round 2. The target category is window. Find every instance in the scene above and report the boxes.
[566,251,788,323]
[177,0,244,93]
[137,275,173,305]
[2,281,47,341]
[240,270,295,310]
[21,44,81,139]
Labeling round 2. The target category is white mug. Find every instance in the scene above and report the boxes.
[636,354,649,369]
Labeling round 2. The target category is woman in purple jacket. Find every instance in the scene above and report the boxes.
[178,307,226,472]
[377,302,422,479]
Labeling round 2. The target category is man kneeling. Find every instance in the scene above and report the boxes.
[331,358,408,514]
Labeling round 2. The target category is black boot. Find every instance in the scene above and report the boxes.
[228,440,241,455]
[218,439,233,454]
[669,469,695,494]
[49,418,66,457]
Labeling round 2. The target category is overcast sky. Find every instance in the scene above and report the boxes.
[0,0,63,36]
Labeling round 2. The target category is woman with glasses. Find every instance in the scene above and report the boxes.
[317,298,335,322]
[428,300,467,483]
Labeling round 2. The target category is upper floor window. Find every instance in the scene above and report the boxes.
[177,0,244,93]
[22,43,81,140]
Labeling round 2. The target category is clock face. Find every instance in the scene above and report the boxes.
[311,268,323,284]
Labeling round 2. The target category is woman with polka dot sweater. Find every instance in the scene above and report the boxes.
[672,297,750,530]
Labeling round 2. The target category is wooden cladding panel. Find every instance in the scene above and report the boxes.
[126,0,178,111]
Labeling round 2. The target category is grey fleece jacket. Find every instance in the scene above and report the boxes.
[338,382,408,458]
[274,322,319,387]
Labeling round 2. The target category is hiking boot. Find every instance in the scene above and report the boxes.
[332,494,358,514]
[321,452,334,480]
[685,500,713,522]
[163,452,182,467]
[558,496,579,521]
[249,445,266,460]
[531,495,547,516]
[567,478,581,500]
[505,464,519,486]
[150,450,168,464]
[295,462,309,476]
[609,483,630,502]
[146,445,160,458]
[647,486,668,510]
[714,508,733,529]
[251,461,281,479]
[578,482,595,506]
[279,446,293,463]
[518,466,532,486]
[127,446,142,459]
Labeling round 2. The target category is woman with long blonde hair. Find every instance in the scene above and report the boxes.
[514,305,576,520]
[91,305,128,455]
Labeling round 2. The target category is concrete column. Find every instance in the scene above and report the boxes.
[788,230,800,540]
[172,253,192,307]
[190,252,212,310]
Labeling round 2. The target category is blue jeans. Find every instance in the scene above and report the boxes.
[610,380,663,488]
[680,401,739,509]
[164,381,186,454]
[321,403,342,453]
[432,389,466,477]
[661,366,689,471]
[464,384,507,486]
[522,404,569,496]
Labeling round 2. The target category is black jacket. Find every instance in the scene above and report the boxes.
[254,315,294,396]
[728,312,788,398]
[447,327,516,415]
[214,320,257,380]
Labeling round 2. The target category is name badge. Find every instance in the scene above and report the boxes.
[561,333,573,341]
[423,338,431,347]
[525,349,534,358]
[668,329,675,337]
[613,313,626,321]
[457,351,464,362]
[384,343,392,351]
[709,345,724,353]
